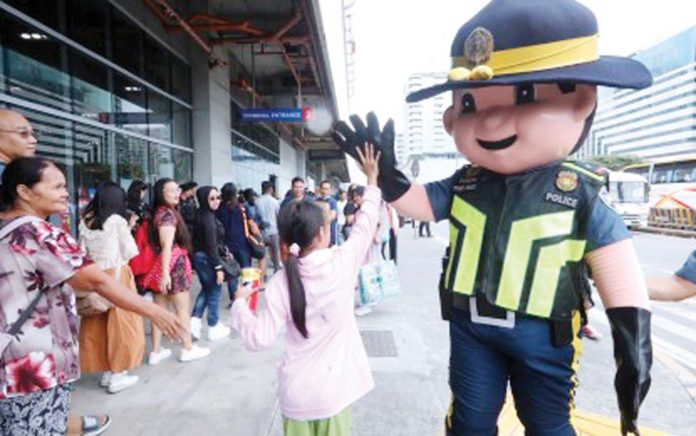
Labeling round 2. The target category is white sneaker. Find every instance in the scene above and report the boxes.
[99,371,112,388]
[107,372,139,394]
[207,323,231,341]
[354,306,373,317]
[190,316,202,340]
[148,347,172,365]
[179,344,211,362]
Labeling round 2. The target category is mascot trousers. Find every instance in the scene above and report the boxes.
[445,308,582,436]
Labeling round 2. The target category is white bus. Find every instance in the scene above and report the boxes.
[623,158,696,229]
[605,171,650,228]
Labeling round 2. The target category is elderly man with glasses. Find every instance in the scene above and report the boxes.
[0,108,39,177]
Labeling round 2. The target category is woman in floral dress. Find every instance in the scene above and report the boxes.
[0,158,183,435]
[143,178,210,364]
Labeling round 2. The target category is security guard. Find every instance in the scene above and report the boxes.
[333,0,653,435]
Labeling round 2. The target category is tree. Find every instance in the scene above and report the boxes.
[582,154,645,171]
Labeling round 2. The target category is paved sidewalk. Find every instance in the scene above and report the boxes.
[71,223,696,435]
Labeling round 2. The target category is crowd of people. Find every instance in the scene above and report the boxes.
[2,99,693,436]
[0,108,401,435]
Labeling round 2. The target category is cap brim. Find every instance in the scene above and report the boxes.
[406,56,652,103]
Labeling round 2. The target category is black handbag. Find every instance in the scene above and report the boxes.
[241,206,266,260]
[219,246,241,280]
[247,235,266,260]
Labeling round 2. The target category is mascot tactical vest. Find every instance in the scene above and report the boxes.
[443,161,606,321]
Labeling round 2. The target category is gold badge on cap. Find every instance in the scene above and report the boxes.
[448,27,495,81]
[556,171,579,192]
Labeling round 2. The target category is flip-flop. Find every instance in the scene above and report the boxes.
[82,415,111,436]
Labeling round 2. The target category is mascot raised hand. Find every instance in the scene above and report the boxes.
[333,0,652,434]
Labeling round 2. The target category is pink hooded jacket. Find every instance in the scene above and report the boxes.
[231,186,381,420]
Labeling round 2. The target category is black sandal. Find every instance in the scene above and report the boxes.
[82,415,111,436]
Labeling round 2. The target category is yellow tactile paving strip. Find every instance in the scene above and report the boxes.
[435,396,666,436]
[496,396,665,436]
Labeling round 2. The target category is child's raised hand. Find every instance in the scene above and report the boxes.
[356,143,381,186]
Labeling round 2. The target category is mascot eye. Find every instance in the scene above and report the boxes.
[515,84,536,105]
[460,93,477,114]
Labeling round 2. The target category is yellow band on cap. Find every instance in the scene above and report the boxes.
[451,34,598,77]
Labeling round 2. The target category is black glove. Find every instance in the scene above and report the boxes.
[606,307,652,436]
[332,112,411,202]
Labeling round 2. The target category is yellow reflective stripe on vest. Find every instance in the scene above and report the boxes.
[447,197,486,295]
[526,239,586,317]
[496,211,576,310]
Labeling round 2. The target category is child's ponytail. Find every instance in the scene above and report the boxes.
[278,200,326,338]
[284,253,308,338]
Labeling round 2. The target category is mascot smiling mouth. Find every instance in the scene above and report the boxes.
[477,135,517,150]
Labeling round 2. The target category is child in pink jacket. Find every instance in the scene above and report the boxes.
[231,144,382,435]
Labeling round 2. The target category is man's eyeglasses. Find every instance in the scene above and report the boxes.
[0,128,41,139]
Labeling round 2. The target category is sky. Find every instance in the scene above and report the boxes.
[320,0,696,129]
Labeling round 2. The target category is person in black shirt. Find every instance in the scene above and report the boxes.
[342,185,364,240]
[190,186,231,341]
[126,180,150,226]
[179,181,198,236]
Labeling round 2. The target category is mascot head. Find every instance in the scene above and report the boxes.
[407,0,652,175]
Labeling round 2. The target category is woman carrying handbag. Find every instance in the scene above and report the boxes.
[217,183,254,301]
[78,182,145,394]
[190,186,235,341]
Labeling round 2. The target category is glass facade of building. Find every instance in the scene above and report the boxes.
[0,0,193,231]
[579,26,696,162]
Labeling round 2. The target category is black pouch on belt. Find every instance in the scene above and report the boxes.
[551,319,574,347]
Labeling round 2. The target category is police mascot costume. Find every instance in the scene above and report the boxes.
[332,0,653,434]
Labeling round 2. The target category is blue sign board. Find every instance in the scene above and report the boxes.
[241,108,305,122]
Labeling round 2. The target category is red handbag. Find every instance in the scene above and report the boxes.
[129,219,156,277]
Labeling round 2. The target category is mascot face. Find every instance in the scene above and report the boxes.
[443,83,597,175]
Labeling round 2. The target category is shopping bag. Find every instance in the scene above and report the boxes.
[358,260,401,305]
[378,260,401,298]
[358,262,385,305]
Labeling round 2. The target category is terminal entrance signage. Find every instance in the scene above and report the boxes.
[240,108,310,122]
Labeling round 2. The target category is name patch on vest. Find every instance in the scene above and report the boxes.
[545,192,578,208]
[454,168,480,193]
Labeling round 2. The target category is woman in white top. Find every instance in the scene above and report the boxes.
[78,182,145,394]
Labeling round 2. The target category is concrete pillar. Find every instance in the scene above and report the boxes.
[191,46,234,187]
[320,162,327,182]
[297,150,306,178]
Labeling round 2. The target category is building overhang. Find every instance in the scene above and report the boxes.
[143,0,348,182]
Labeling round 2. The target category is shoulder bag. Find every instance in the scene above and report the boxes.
[0,216,47,353]
[218,246,241,280]
[240,205,266,260]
